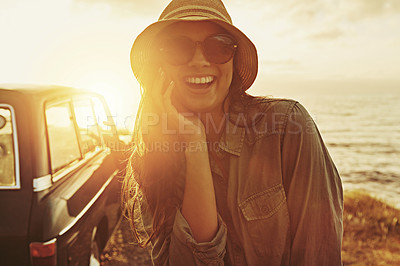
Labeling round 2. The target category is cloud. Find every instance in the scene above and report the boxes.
[72,0,170,17]
[260,59,301,73]
[261,58,300,66]
[289,0,400,23]
[72,0,400,21]
[247,0,400,26]
[308,28,345,40]
[345,0,400,21]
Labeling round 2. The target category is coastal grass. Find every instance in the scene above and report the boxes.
[342,191,400,265]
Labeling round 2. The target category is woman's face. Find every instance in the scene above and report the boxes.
[157,21,234,115]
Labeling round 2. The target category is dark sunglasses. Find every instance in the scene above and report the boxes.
[159,33,238,65]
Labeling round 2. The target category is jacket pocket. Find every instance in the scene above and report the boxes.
[238,183,289,257]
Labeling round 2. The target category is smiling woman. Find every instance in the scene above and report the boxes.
[156,21,235,115]
[122,0,343,265]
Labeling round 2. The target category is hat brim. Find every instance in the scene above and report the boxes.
[130,17,258,92]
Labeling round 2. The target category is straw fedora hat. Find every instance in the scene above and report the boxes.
[130,0,258,92]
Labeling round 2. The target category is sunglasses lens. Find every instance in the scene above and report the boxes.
[160,34,236,65]
[161,36,194,65]
[204,35,236,64]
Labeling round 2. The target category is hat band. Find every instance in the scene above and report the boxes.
[161,5,231,22]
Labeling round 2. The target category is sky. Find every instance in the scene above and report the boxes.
[1,0,399,130]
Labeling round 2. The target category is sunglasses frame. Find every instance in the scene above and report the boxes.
[159,33,238,65]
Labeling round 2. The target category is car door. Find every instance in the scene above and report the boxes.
[30,94,121,265]
[0,103,33,265]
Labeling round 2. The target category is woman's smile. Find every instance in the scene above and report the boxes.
[184,75,215,90]
[181,74,216,94]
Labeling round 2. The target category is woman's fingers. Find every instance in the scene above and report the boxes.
[148,68,166,106]
[156,68,166,94]
[158,78,206,141]
[163,81,181,132]
[163,80,175,112]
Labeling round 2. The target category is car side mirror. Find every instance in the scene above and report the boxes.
[0,115,6,130]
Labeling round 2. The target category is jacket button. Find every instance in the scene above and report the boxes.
[233,245,242,253]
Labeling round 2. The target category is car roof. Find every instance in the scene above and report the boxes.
[0,83,102,102]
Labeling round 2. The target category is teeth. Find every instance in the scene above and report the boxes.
[186,76,214,84]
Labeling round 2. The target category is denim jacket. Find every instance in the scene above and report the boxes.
[134,98,343,266]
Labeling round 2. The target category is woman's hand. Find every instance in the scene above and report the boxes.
[144,67,207,148]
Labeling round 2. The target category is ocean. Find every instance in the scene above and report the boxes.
[270,89,400,208]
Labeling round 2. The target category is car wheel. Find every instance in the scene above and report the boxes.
[89,230,101,266]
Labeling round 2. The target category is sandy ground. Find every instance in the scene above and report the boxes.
[101,218,151,266]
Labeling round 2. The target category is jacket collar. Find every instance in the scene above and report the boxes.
[218,118,245,156]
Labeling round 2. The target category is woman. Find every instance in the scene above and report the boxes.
[123,0,343,265]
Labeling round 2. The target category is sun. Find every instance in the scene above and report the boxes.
[71,70,141,132]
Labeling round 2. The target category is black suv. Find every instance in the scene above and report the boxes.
[0,84,125,265]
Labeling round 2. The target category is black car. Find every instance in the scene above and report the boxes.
[0,84,125,265]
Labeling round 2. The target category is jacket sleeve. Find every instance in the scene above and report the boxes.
[134,197,227,266]
[281,102,343,265]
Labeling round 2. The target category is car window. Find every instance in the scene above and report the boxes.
[0,106,18,188]
[46,102,81,173]
[92,97,113,134]
[92,97,117,148]
[73,98,101,155]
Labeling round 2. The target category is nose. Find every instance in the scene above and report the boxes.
[188,44,211,67]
